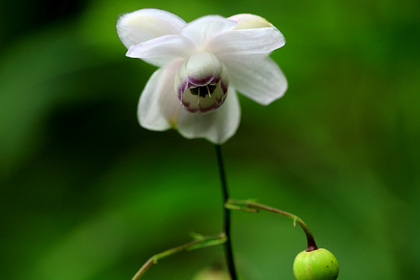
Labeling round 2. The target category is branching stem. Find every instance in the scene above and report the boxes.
[131,233,226,280]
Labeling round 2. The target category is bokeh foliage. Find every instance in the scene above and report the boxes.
[1,0,419,279]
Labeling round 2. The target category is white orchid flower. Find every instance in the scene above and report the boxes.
[116,9,287,144]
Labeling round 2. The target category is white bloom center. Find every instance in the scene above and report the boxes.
[174,52,229,113]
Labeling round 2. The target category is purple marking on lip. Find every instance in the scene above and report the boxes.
[177,80,188,100]
[181,99,199,113]
[188,75,215,86]
[186,107,199,113]
[180,86,228,113]
[199,102,221,113]
[181,97,222,113]
[220,82,228,93]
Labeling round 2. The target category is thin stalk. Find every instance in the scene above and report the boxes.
[131,234,226,280]
[227,199,318,252]
[215,145,238,279]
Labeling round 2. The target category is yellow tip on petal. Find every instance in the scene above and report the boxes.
[228,13,273,30]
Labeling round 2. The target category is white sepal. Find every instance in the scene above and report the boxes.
[127,35,193,66]
[116,9,186,49]
[138,59,184,130]
[221,54,287,105]
[208,27,285,56]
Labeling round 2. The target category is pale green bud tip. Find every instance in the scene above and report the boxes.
[293,248,339,280]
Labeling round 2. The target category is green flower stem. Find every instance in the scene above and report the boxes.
[226,199,318,252]
[131,233,226,280]
[215,145,238,280]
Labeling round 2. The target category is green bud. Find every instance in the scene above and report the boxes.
[293,248,339,280]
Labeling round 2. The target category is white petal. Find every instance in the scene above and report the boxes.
[177,88,241,144]
[127,35,193,66]
[138,59,184,130]
[181,15,237,48]
[208,27,285,56]
[116,9,186,49]
[221,55,287,105]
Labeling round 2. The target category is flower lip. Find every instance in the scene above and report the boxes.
[181,84,226,113]
[175,52,230,113]
[179,80,227,113]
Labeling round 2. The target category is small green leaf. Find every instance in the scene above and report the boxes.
[188,236,227,251]
[225,200,259,213]
[190,232,205,240]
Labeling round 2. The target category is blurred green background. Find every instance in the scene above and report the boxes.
[1,0,419,279]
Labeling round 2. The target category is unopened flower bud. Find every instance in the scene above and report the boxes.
[293,248,339,280]
[175,52,229,113]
